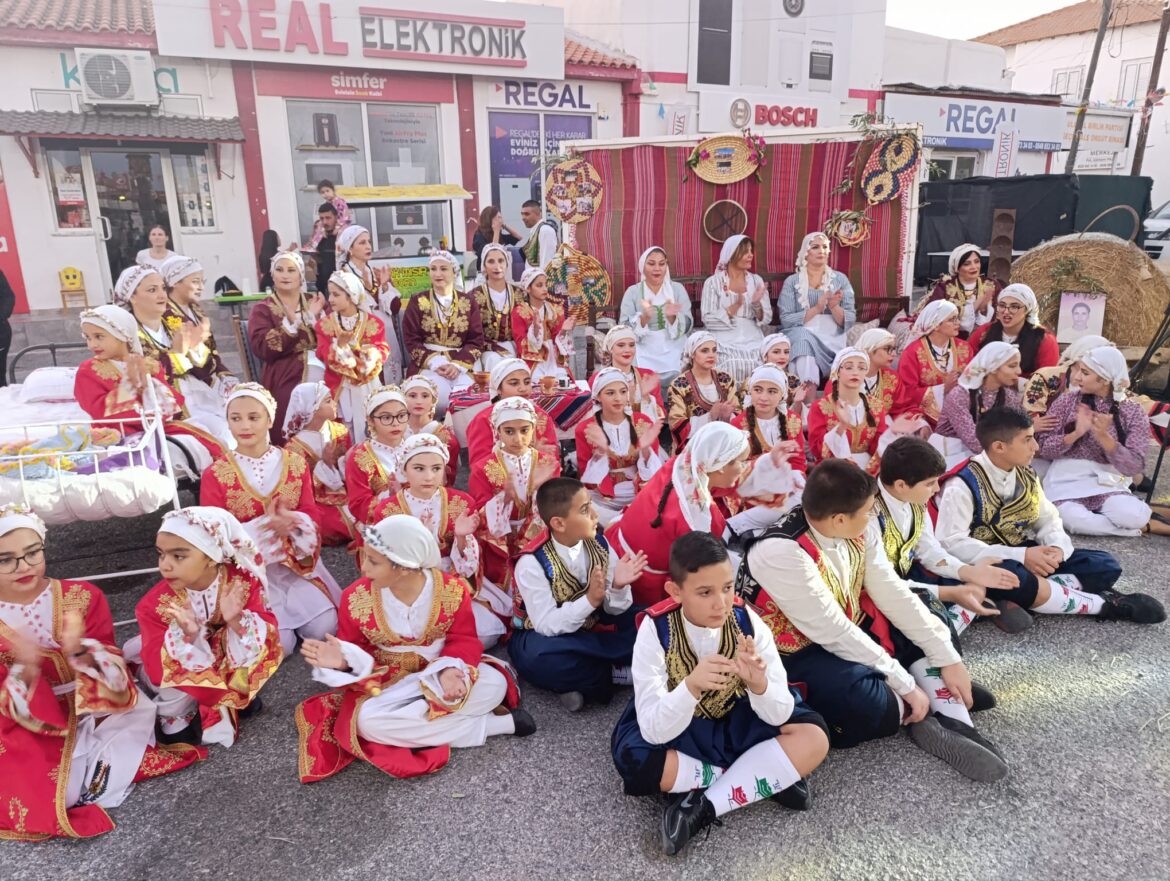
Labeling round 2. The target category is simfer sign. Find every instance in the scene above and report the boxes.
[153,0,565,79]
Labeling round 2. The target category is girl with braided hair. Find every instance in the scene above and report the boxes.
[932,342,1022,468]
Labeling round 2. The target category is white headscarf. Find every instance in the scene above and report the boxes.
[337,225,368,261]
[401,374,439,400]
[998,284,1040,325]
[948,244,982,278]
[227,382,277,423]
[491,396,537,429]
[682,330,718,368]
[327,270,373,311]
[519,266,546,291]
[427,249,459,271]
[590,367,629,414]
[158,506,267,588]
[489,358,530,397]
[282,381,331,439]
[396,432,450,481]
[759,332,791,362]
[909,300,959,342]
[958,341,1019,390]
[638,246,674,297]
[855,327,896,353]
[113,265,158,307]
[671,421,749,531]
[365,386,407,418]
[480,243,513,278]
[160,255,203,288]
[363,514,442,570]
[748,364,789,395]
[0,504,46,540]
[81,305,143,355]
[602,324,637,353]
[271,250,306,292]
[830,347,870,379]
[1078,346,1131,402]
[794,231,834,310]
[1058,334,1112,368]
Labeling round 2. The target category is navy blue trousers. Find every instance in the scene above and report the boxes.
[509,609,637,700]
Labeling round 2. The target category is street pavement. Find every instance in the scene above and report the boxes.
[7,489,1170,881]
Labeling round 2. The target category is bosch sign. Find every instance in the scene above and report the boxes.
[754,103,818,128]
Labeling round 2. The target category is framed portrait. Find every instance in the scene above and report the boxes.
[1056,292,1106,344]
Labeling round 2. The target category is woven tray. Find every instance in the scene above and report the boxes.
[544,244,613,323]
[690,135,759,185]
[545,158,604,224]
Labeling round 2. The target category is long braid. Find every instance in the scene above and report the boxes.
[649,481,674,528]
[1111,398,1128,445]
[968,389,980,425]
[745,405,763,456]
[861,391,876,428]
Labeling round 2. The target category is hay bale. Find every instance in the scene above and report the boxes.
[1010,232,1170,348]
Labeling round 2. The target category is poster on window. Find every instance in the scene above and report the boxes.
[49,154,86,206]
[368,105,442,247]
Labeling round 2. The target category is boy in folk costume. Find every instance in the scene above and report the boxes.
[575,368,666,528]
[345,386,410,524]
[201,384,342,654]
[594,324,665,422]
[611,532,829,856]
[513,266,576,382]
[472,243,525,371]
[282,381,356,547]
[464,357,559,465]
[737,460,1009,782]
[936,407,1164,629]
[296,515,533,783]
[129,507,282,749]
[511,478,648,712]
[0,506,203,841]
[469,397,561,588]
[402,374,461,488]
[373,434,508,650]
[893,300,973,426]
[666,331,740,451]
[315,270,391,443]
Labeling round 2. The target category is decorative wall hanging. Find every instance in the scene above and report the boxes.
[861,132,921,206]
[544,157,604,224]
[544,244,612,323]
[825,210,873,248]
[703,199,749,242]
[684,134,759,184]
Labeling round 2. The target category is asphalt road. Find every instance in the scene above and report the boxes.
[7,486,1170,881]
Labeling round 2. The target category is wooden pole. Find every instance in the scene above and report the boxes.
[1131,3,1170,175]
[1066,0,1113,173]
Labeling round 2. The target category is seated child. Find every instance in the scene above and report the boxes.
[936,406,1164,627]
[611,532,829,856]
[596,325,664,421]
[403,374,461,486]
[465,358,559,465]
[511,477,647,711]
[893,300,973,426]
[345,386,410,524]
[666,332,739,451]
[759,332,807,409]
[513,266,575,381]
[738,460,1008,782]
[129,507,282,748]
[0,505,203,840]
[283,381,356,547]
[853,327,901,416]
[296,515,533,782]
[202,384,341,653]
[932,342,1022,469]
[575,368,666,528]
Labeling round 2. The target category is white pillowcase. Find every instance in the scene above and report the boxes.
[18,366,80,404]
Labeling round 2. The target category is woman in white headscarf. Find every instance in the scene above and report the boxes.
[777,231,856,389]
[596,324,664,422]
[619,245,693,381]
[923,244,1001,335]
[969,283,1059,378]
[605,420,750,607]
[894,299,974,426]
[400,250,485,414]
[666,330,740,450]
[471,243,524,371]
[932,341,1022,468]
[282,380,355,546]
[464,357,559,465]
[1037,346,1164,536]
[700,234,773,384]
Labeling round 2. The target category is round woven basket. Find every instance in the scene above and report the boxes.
[544,244,613,323]
[544,158,604,225]
[691,135,758,185]
[1010,233,1170,348]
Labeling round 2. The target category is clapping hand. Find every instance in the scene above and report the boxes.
[729,290,746,315]
[265,496,299,540]
[10,628,41,684]
[613,550,648,589]
[639,418,664,452]
[60,610,87,663]
[1032,413,1060,433]
[685,654,736,698]
[583,421,609,453]
[301,634,347,670]
[308,292,327,319]
[1074,403,1096,437]
[664,301,682,320]
[640,298,653,322]
[563,316,577,334]
[733,635,768,694]
[834,399,856,429]
[218,578,249,633]
[125,354,148,394]
[1090,412,1114,439]
[322,440,342,470]
[585,567,608,608]
[453,509,480,539]
[532,456,559,490]
[943,370,961,393]
[373,265,392,290]
[750,284,766,305]
[164,596,201,642]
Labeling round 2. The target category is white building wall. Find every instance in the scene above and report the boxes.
[883,27,1010,91]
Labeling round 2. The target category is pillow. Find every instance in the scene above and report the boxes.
[18,366,80,404]
[846,318,879,347]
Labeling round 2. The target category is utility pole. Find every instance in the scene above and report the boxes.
[1131,1,1170,175]
[1066,0,1113,173]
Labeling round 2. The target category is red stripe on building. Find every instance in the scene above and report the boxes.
[232,62,268,259]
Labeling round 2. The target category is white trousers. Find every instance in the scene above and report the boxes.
[1056,494,1150,537]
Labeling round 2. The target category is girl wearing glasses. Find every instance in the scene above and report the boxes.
[0,506,203,839]
[201,384,341,655]
[968,284,1059,378]
[345,386,411,525]
[851,327,902,418]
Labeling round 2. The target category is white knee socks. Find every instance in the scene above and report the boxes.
[669,752,725,793]
[909,658,972,725]
[704,738,800,817]
[1033,574,1105,616]
[946,604,975,636]
[484,713,516,737]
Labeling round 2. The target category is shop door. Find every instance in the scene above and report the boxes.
[84,149,182,291]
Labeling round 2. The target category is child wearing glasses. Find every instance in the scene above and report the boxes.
[345,387,412,525]
[967,284,1059,378]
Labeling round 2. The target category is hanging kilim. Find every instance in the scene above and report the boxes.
[544,243,612,323]
[860,133,921,206]
[545,158,604,224]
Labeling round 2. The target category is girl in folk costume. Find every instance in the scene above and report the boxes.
[345,386,411,525]
[1038,347,1168,537]
[315,270,391,443]
[513,266,576,381]
[605,421,750,607]
[760,332,808,410]
[666,331,740,450]
[296,515,531,784]
[472,243,524,371]
[402,374,460,488]
[128,507,282,749]
[700,234,773,384]
[201,385,342,654]
[618,246,693,382]
[282,381,355,547]
[336,224,402,385]
[853,327,902,418]
[1023,334,1111,419]
[575,368,667,528]
[932,342,1023,468]
[75,304,224,469]
[778,232,857,390]
[465,357,559,465]
[373,434,508,649]
[923,244,1001,335]
[893,300,973,425]
[247,250,327,443]
[595,324,665,422]
[400,250,486,413]
[159,254,238,405]
[968,283,1059,378]
[0,507,202,841]
[469,397,561,588]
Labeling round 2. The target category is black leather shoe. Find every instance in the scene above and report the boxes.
[992,600,1033,634]
[661,790,719,856]
[970,681,997,712]
[909,715,1008,782]
[510,708,537,737]
[237,696,263,720]
[770,778,812,811]
[934,712,1007,763]
[1096,589,1167,624]
[156,711,202,747]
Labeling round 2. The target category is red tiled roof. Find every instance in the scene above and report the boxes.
[0,0,154,35]
[976,0,1164,48]
[565,29,638,69]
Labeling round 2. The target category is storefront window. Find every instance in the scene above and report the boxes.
[367,104,443,252]
[487,111,591,230]
[286,100,371,242]
[170,150,216,229]
[45,148,89,230]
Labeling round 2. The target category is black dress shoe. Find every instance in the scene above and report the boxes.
[1131,476,1154,495]
[1096,589,1167,624]
[510,708,538,737]
[237,696,263,720]
[909,715,1008,782]
[992,600,1033,634]
[156,711,203,747]
[661,790,719,856]
[969,681,997,713]
[770,778,812,811]
[934,712,1007,763]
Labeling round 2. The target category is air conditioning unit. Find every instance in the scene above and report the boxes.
[75,49,159,107]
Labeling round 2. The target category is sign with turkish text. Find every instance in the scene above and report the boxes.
[253,64,454,102]
[1061,107,1133,152]
[884,92,1065,152]
[490,80,594,110]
